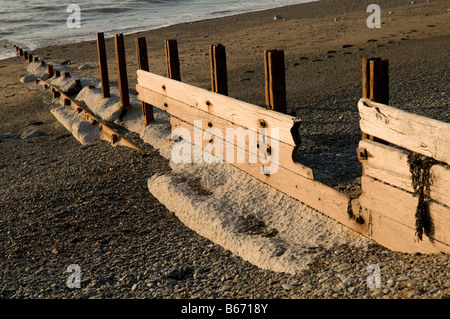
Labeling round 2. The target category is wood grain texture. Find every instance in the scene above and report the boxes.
[358,98,450,165]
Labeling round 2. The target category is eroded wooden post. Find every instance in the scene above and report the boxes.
[136,37,154,126]
[370,59,389,105]
[96,32,110,98]
[264,49,287,114]
[209,44,228,95]
[74,79,82,92]
[165,39,181,81]
[114,33,130,116]
[47,64,54,77]
[361,57,389,141]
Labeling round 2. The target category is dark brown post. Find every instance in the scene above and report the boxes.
[209,44,228,95]
[40,61,46,67]
[362,58,371,140]
[135,37,154,126]
[264,50,287,114]
[28,54,33,63]
[361,57,389,141]
[64,72,70,78]
[114,33,130,115]
[164,39,181,81]
[23,51,28,60]
[19,48,23,56]
[33,56,39,63]
[96,32,110,98]
[47,65,54,77]
[369,59,389,105]
[74,79,82,92]
[55,70,61,78]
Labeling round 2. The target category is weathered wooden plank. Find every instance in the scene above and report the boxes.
[170,116,313,179]
[169,117,355,231]
[136,71,301,146]
[359,175,450,246]
[171,116,271,167]
[352,199,450,254]
[137,85,313,179]
[358,139,450,207]
[35,78,144,153]
[430,165,450,209]
[358,98,450,165]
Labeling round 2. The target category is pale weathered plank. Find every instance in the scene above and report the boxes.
[136,70,301,146]
[352,199,450,254]
[358,98,450,165]
[358,139,450,207]
[430,165,450,209]
[359,175,450,246]
[137,84,313,179]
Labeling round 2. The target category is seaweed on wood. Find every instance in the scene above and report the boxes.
[407,152,437,241]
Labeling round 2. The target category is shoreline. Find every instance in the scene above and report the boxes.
[0,0,320,60]
[1,0,450,299]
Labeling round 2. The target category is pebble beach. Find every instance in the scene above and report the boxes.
[1,0,449,301]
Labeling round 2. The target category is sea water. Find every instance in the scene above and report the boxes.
[0,0,316,60]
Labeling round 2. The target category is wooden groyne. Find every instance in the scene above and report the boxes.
[14,34,450,254]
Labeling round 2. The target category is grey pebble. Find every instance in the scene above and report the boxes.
[20,128,44,139]
[281,283,296,291]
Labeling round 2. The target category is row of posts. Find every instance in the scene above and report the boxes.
[16,36,389,133]
[95,33,289,126]
[15,45,83,94]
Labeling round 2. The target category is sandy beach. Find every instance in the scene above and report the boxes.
[1,0,449,300]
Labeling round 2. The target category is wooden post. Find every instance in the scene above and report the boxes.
[362,58,371,140]
[114,33,130,115]
[33,56,39,63]
[209,44,228,96]
[19,48,23,56]
[361,57,389,141]
[96,32,110,98]
[369,59,389,105]
[135,37,154,126]
[264,50,287,114]
[23,51,28,60]
[28,54,33,63]
[55,70,61,78]
[40,61,46,67]
[64,72,70,78]
[47,65,54,77]
[74,79,82,92]
[164,39,181,81]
